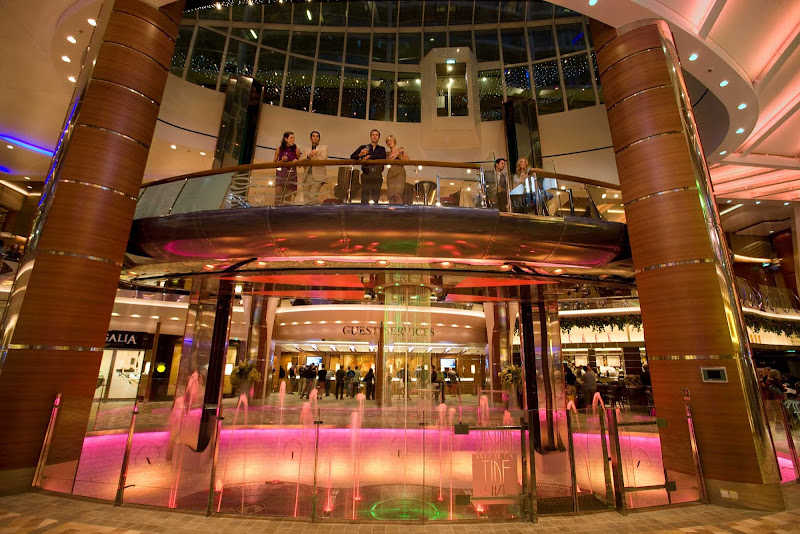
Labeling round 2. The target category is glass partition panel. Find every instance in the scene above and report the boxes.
[170,173,234,215]
[134,181,187,220]
[764,399,800,483]
[569,406,614,511]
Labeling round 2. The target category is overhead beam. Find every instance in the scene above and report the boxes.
[698,0,728,39]
[723,152,800,170]
[740,94,800,156]
[755,22,800,93]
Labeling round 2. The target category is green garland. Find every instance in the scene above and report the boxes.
[559,312,800,339]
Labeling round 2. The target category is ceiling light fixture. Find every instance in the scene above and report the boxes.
[199,151,206,156]
[0,134,55,157]
[719,203,743,215]
[24,176,30,180]
[784,202,790,206]
[250,29,257,39]
[755,201,761,205]
[738,103,747,110]
[440,261,453,268]
[688,53,698,61]
[719,80,728,87]
[170,144,177,149]
[67,76,76,83]
[719,150,727,155]
[87,18,97,26]
[736,128,745,134]
[61,56,71,63]
[67,35,77,44]
[314,259,327,266]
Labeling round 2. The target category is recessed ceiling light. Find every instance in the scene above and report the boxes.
[170,144,177,149]
[688,53,698,61]
[726,200,732,203]
[738,103,747,110]
[440,261,453,268]
[719,151,727,155]
[61,56,71,63]
[736,128,745,134]
[26,186,32,189]
[719,80,729,87]
[588,0,598,5]
[6,145,13,149]
[755,201,761,204]
[199,151,206,156]
[784,202,790,206]
[249,29,257,39]
[87,18,97,26]
[67,76,76,83]
[67,35,76,44]
[24,176,30,180]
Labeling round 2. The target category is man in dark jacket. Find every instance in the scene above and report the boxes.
[351,129,387,204]
[335,366,346,399]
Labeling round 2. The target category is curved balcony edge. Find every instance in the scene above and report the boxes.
[127,204,630,269]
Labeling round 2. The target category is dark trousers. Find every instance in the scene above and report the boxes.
[324,380,331,396]
[335,380,345,399]
[361,172,383,204]
[366,382,375,400]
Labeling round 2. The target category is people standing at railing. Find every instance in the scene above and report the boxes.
[301,130,328,205]
[385,134,410,204]
[485,158,509,211]
[274,131,301,205]
[351,129,387,205]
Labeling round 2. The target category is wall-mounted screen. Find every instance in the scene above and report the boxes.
[440,357,456,369]
[306,356,322,366]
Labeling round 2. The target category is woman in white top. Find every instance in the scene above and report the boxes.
[385,134,410,204]
[301,130,329,205]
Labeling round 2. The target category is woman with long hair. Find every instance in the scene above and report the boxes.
[274,131,301,204]
[385,134,410,204]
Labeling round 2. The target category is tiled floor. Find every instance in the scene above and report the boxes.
[0,483,797,533]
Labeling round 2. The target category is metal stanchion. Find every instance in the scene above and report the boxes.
[606,407,626,513]
[683,389,708,503]
[596,407,615,508]
[565,410,579,513]
[115,398,139,505]
[32,393,62,489]
[779,401,800,483]
[206,410,224,516]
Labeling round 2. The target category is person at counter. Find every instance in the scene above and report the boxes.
[581,364,597,406]
[364,367,375,400]
[351,129,387,205]
[335,366,346,399]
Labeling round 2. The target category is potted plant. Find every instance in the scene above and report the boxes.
[499,364,523,409]
[229,361,262,399]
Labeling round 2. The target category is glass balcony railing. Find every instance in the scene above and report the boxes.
[134,160,624,223]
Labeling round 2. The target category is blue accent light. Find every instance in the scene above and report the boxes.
[0,134,55,157]
[0,165,11,174]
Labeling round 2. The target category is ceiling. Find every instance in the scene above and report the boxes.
[0,0,797,209]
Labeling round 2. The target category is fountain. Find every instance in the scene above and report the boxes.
[437,403,447,501]
[294,402,314,517]
[350,410,362,518]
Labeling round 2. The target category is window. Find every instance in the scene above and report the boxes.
[425,1,450,26]
[528,26,556,60]
[478,69,503,121]
[592,51,603,103]
[372,33,396,63]
[283,56,314,111]
[199,6,228,21]
[504,65,531,100]
[397,72,421,123]
[348,1,373,27]
[436,63,468,117]
[424,32,446,55]
[187,28,225,89]
[374,1,398,27]
[398,33,421,64]
[399,1,424,26]
[557,23,585,55]
[255,49,285,106]
[294,1,319,25]
[562,53,594,109]
[528,1,554,20]
[291,31,318,58]
[232,4,260,22]
[346,33,371,66]
[532,60,563,114]
[171,27,194,77]
[223,39,256,78]
[501,28,528,65]
[320,2,347,26]
[313,62,341,116]
[319,33,345,63]
[261,30,288,51]
[449,30,472,51]
[342,67,368,119]
[474,1,500,24]
[449,1,474,25]
[369,70,395,121]
[499,1,526,22]
[264,2,291,24]
[474,30,499,62]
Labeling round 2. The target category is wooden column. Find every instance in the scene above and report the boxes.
[0,0,185,492]
[591,19,783,510]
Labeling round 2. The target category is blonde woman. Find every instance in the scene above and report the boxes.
[386,134,410,204]
[512,157,530,189]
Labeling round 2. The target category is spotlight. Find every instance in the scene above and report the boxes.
[87,18,97,26]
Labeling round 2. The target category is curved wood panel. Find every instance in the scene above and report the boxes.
[596,25,663,74]
[615,134,696,202]
[78,81,159,146]
[93,41,170,104]
[626,190,714,270]
[636,262,735,357]
[608,87,684,152]
[114,0,180,38]
[160,1,185,26]
[11,254,122,347]
[59,126,150,196]
[104,12,175,69]
[602,49,672,109]
[588,19,616,52]
[38,182,136,262]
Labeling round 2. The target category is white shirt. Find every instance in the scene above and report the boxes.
[302,144,328,180]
